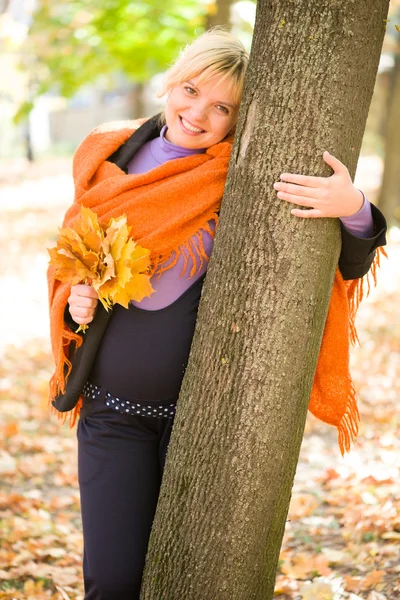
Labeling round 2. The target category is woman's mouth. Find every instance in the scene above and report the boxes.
[179,116,205,135]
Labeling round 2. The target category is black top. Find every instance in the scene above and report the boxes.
[89,275,205,404]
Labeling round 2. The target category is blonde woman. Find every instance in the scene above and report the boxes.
[48,30,386,599]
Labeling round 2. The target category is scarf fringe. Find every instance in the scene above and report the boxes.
[154,213,219,279]
[338,246,386,454]
[49,396,83,428]
[346,246,387,346]
[337,380,360,456]
[49,326,83,399]
[48,324,83,426]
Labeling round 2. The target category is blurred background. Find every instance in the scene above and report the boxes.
[0,1,399,599]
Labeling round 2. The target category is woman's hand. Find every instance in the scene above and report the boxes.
[273,151,364,219]
[68,284,99,325]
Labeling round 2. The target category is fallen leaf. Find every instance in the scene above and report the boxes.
[299,580,335,600]
[289,493,320,519]
[345,575,362,593]
[362,570,384,589]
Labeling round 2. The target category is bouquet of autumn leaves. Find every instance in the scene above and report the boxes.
[48,206,154,332]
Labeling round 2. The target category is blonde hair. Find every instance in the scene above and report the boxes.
[158,29,249,108]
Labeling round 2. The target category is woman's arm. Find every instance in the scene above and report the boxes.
[338,204,386,280]
[273,151,387,280]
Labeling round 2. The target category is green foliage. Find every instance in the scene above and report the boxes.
[18,0,208,121]
[13,100,34,124]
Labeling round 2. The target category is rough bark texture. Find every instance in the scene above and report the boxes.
[378,47,400,225]
[140,2,389,599]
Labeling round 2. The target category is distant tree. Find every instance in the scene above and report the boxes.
[0,0,10,14]
[378,29,400,225]
[206,0,235,29]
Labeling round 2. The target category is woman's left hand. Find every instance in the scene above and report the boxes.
[273,151,364,219]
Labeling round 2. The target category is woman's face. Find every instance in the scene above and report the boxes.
[164,75,239,150]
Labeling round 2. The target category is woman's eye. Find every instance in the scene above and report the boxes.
[184,86,196,95]
[217,105,229,114]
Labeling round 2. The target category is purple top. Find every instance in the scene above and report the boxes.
[128,127,373,310]
[340,192,373,238]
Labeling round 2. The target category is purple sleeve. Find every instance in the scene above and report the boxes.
[339,192,374,239]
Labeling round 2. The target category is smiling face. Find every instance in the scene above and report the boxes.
[164,75,240,150]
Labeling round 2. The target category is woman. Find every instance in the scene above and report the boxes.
[48,30,386,599]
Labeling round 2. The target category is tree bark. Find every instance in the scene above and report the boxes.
[140,2,389,599]
[377,44,400,225]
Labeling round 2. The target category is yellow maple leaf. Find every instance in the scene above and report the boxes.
[102,215,131,261]
[112,274,155,308]
[47,245,96,285]
[49,207,155,324]
[126,244,152,275]
[74,206,104,254]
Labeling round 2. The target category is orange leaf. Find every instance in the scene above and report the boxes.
[344,575,362,593]
[289,493,320,519]
[362,570,385,589]
[3,422,19,438]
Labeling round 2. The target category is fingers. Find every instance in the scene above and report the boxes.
[71,283,98,298]
[279,151,348,186]
[322,151,348,175]
[290,208,323,218]
[274,181,319,197]
[69,312,95,325]
[68,302,97,325]
[276,191,316,207]
[274,152,353,219]
[69,295,98,309]
[68,283,98,325]
[68,286,98,306]
[279,172,325,188]
[68,288,98,308]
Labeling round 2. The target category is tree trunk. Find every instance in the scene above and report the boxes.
[206,0,234,29]
[140,2,389,599]
[129,82,145,119]
[377,46,400,225]
[24,122,34,163]
[0,0,10,14]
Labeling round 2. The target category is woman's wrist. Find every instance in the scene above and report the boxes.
[340,193,373,238]
[348,188,365,216]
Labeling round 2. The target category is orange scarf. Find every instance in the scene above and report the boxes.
[47,118,380,454]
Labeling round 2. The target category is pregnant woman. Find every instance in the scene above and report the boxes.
[48,29,387,600]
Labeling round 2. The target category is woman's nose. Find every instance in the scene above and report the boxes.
[189,104,207,121]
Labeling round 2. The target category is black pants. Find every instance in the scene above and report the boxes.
[77,389,175,599]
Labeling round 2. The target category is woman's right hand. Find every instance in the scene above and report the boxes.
[68,284,99,325]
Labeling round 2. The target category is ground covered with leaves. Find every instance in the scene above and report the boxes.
[0,159,399,599]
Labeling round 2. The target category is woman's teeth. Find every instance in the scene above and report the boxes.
[181,117,204,133]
